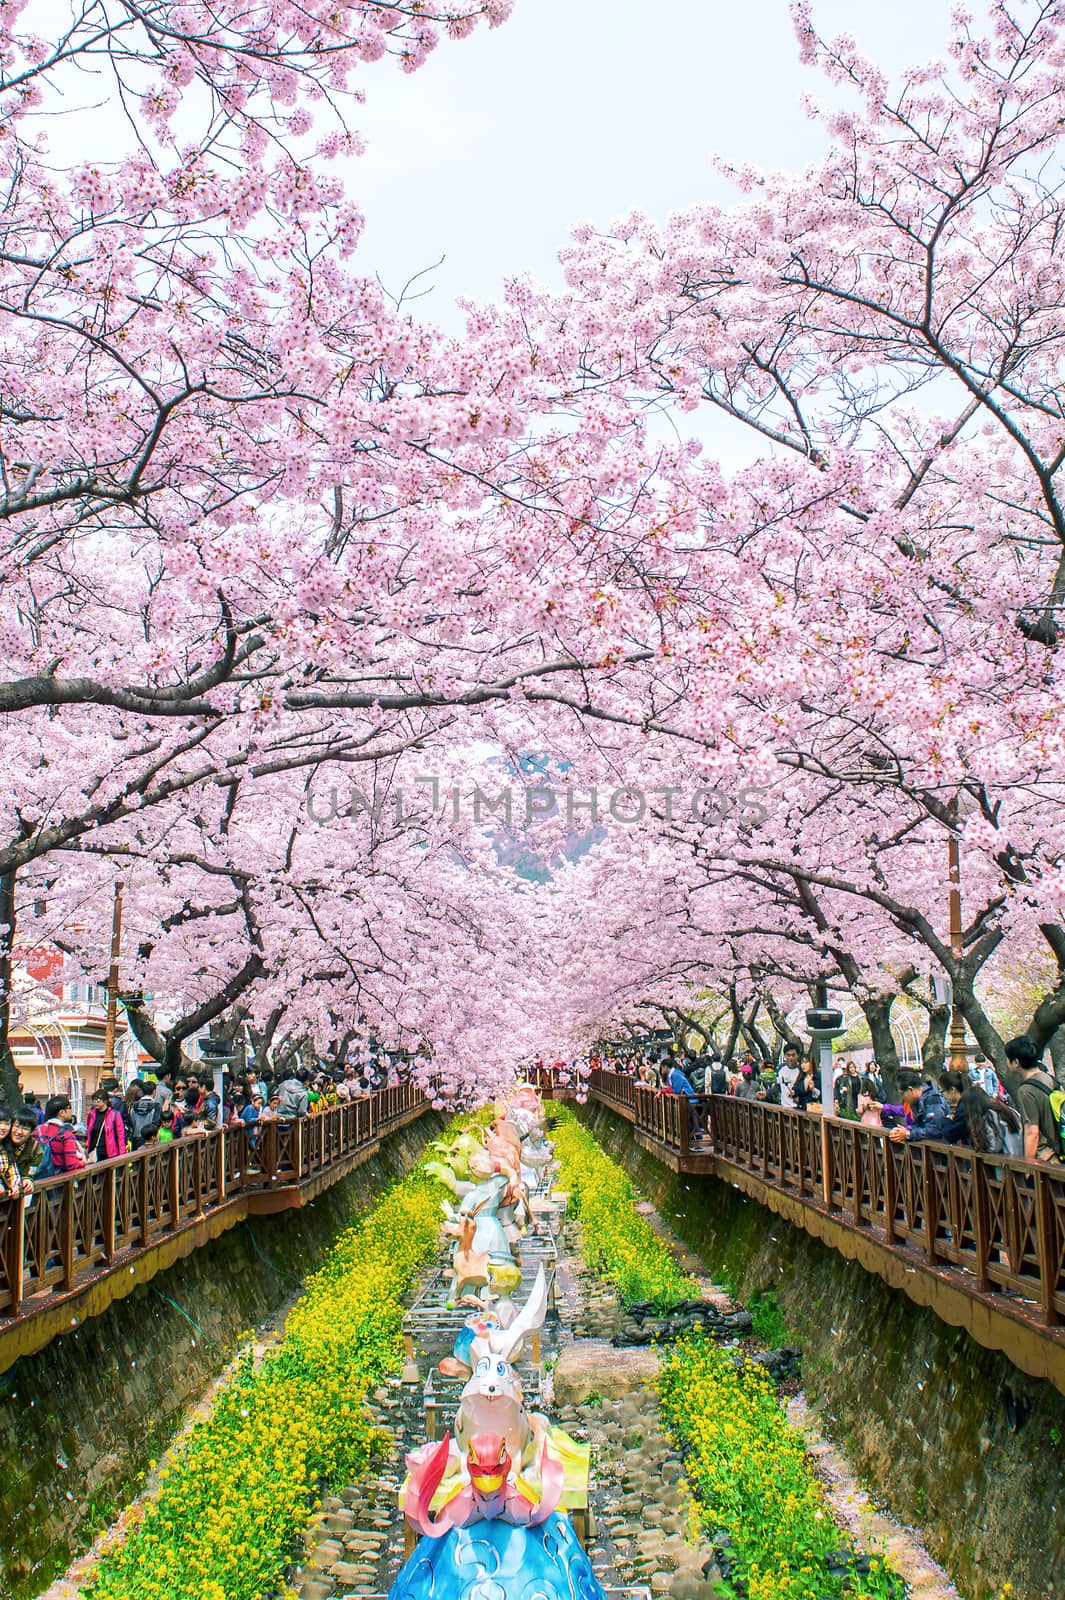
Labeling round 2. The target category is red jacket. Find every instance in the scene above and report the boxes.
[39,1119,86,1172]
[85,1106,127,1160]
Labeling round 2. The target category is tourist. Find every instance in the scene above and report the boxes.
[122,1080,143,1135]
[756,1066,781,1104]
[241,1094,264,1141]
[1005,1036,1062,1163]
[157,1106,178,1144]
[8,1109,43,1186]
[22,1092,44,1126]
[857,1077,884,1127]
[38,1096,87,1172]
[708,1057,729,1095]
[778,1043,801,1109]
[127,1082,163,1148]
[792,1058,821,1113]
[887,1073,951,1143]
[0,1109,33,1197]
[98,1076,124,1116]
[152,1067,175,1107]
[734,1064,759,1101]
[85,1087,127,1161]
[183,1075,205,1114]
[277,1070,310,1119]
[834,1060,862,1117]
[666,1058,697,1098]
[954,1086,1023,1157]
[260,1091,282,1122]
[201,1078,222,1126]
[970,1053,1002,1098]
[635,1061,657,1092]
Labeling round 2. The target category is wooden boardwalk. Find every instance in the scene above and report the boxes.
[0,1084,427,1372]
[586,1069,1065,1397]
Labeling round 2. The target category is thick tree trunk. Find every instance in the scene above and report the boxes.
[1048,1026,1065,1086]
[919,1003,951,1078]
[860,995,902,1102]
[0,870,22,1105]
[1025,925,1065,1063]
[722,987,744,1062]
[122,952,266,1077]
[248,1004,286,1071]
[758,986,804,1055]
[739,999,769,1060]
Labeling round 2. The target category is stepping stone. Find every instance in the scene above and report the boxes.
[554,1340,662,1404]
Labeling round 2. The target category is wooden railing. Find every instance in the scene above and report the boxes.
[589,1070,1065,1328]
[0,1083,425,1318]
[523,1067,573,1098]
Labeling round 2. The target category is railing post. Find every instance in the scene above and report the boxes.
[1035,1169,1060,1325]
[852,1127,863,1221]
[883,1135,898,1243]
[192,1138,203,1219]
[168,1141,180,1225]
[103,1164,117,1262]
[821,1115,834,1210]
[61,1178,75,1290]
[922,1143,939,1266]
[972,1153,992,1294]
[9,1195,25,1312]
[263,1120,278,1183]
[138,1153,151,1246]
[219,1128,227,1201]
[296,1118,305,1179]
[678,1098,690,1158]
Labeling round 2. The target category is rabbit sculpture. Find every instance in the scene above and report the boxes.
[439,1261,546,1380]
[394,1264,602,1600]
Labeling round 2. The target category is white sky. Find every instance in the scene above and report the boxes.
[349,0,957,326]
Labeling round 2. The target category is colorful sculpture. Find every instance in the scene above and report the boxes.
[403,1431,563,1535]
[440,1264,547,1380]
[393,1253,602,1600]
[388,1501,604,1600]
[442,1172,523,1302]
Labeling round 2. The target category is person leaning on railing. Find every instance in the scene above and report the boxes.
[0,1107,35,1198]
[39,1096,87,1172]
[887,1074,952,1144]
[6,1108,42,1189]
[1005,1036,1064,1163]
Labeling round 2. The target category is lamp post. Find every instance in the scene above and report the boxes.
[102,881,124,1077]
[807,991,846,1112]
[947,831,969,1074]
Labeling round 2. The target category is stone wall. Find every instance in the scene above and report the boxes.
[577,1101,1065,1600]
[0,1113,444,1600]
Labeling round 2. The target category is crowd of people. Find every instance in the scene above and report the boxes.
[0,1053,415,1198]
[588,1032,1064,1164]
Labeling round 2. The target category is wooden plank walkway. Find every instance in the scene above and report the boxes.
[0,1084,428,1372]
[584,1070,1065,1397]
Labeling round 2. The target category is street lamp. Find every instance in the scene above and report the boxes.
[946,827,969,1074]
[806,1001,846,1110]
[943,788,979,1075]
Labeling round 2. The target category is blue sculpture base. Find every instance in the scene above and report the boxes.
[389,1514,607,1600]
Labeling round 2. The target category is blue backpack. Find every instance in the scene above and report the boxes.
[33,1130,58,1179]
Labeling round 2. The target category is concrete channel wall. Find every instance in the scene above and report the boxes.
[0,1112,445,1600]
[578,1100,1065,1600]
